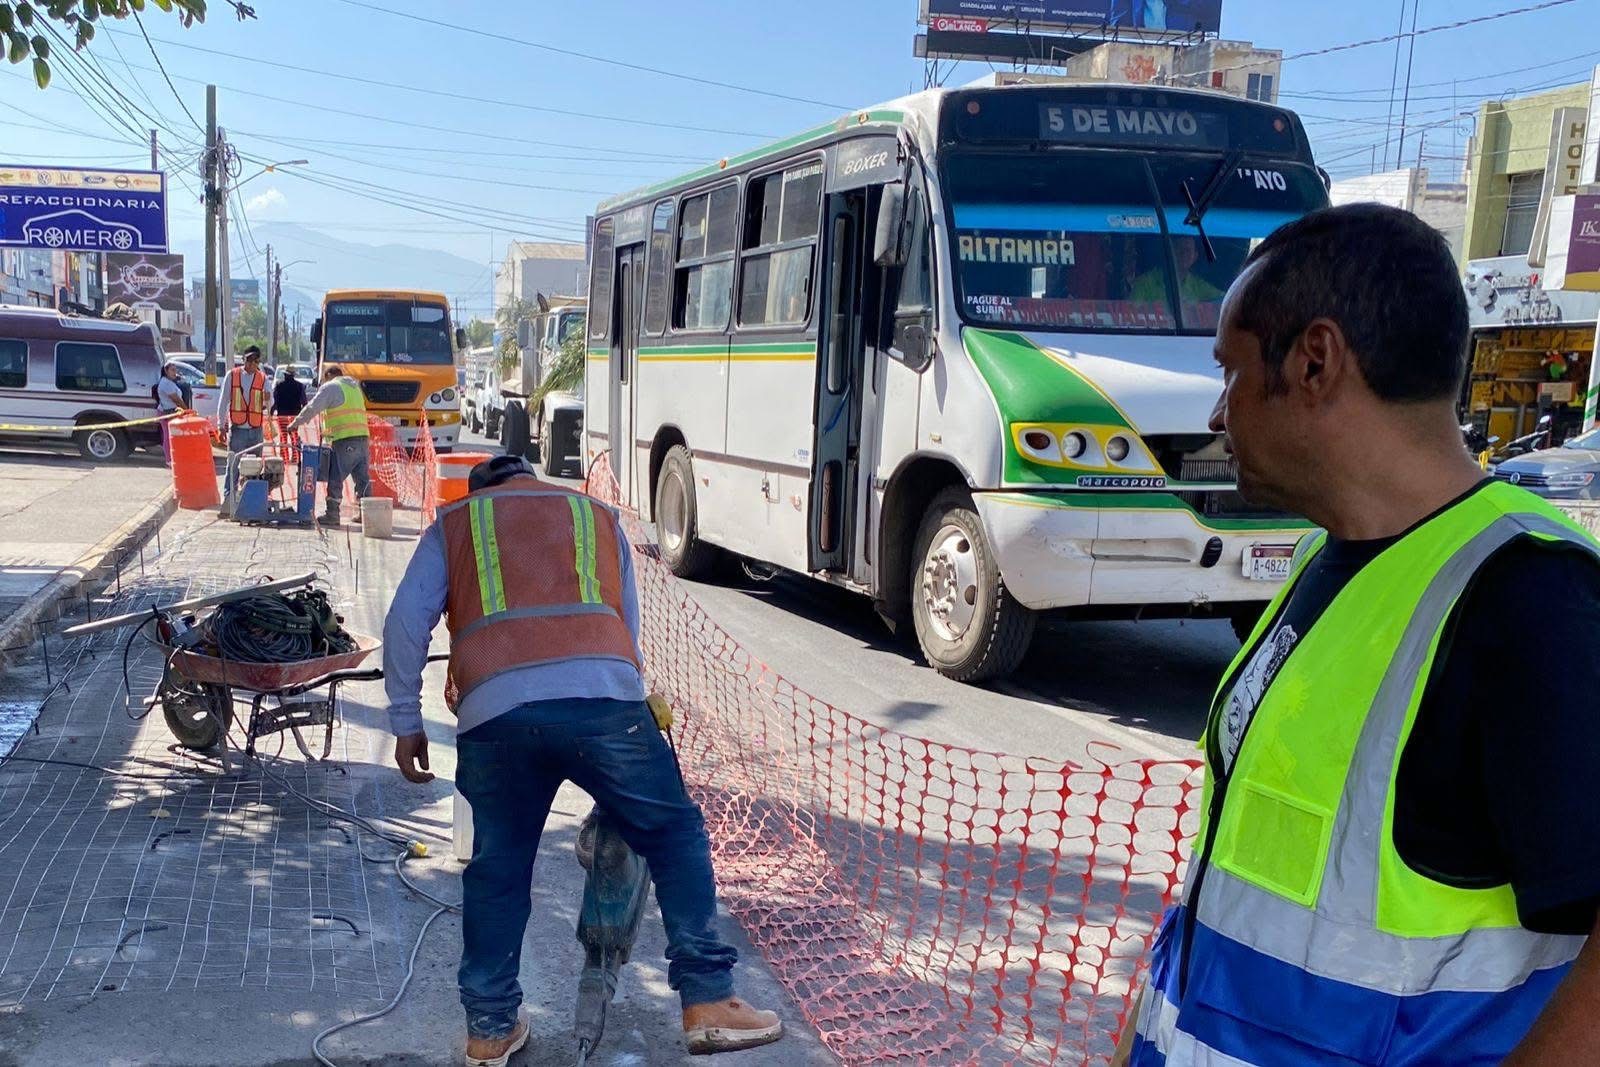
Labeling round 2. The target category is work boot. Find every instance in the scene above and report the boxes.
[319,507,340,526]
[464,1008,529,1067]
[682,997,783,1054]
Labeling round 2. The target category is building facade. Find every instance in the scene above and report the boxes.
[493,241,587,315]
[1459,70,1600,444]
[0,249,103,311]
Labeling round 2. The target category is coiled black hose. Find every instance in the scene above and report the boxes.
[206,591,355,663]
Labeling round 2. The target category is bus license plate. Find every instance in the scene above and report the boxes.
[1244,544,1295,582]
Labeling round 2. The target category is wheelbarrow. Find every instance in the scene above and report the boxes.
[154,633,381,759]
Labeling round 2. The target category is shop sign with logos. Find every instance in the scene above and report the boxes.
[1463,255,1600,328]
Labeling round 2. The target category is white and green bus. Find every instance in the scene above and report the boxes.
[584,83,1329,682]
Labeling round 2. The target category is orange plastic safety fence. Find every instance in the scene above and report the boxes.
[366,415,441,525]
[586,452,1202,1065]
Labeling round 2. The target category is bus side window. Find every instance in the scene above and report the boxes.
[590,217,616,344]
[672,183,738,332]
[643,199,674,336]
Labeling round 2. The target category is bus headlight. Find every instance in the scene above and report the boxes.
[1106,435,1131,462]
[1062,431,1088,460]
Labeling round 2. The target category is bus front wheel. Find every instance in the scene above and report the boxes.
[656,445,718,579]
[910,488,1036,682]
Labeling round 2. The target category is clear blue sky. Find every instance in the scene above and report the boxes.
[3,0,1596,317]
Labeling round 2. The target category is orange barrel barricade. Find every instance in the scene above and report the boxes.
[436,451,492,505]
[367,418,401,502]
[170,414,222,510]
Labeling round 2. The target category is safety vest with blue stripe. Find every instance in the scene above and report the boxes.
[1131,481,1597,1065]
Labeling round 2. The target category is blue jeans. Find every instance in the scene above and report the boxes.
[325,436,372,506]
[455,698,737,1040]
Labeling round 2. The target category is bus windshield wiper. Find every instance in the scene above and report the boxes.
[1181,148,1248,263]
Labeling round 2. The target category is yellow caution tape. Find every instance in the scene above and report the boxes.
[0,411,183,433]
[647,693,675,732]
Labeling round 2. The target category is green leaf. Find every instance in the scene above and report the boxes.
[76,18,92,42]
[80,1,95,20]
[14,3,31,28]
[151,0,173,9]
[29,32,45,57]
[0,9,12,34]
[129,0,145,10]
[8,31,28,63]
[32,54,47,87]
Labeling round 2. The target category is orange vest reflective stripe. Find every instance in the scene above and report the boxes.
[440,475,641,711]
[229,368,266,428]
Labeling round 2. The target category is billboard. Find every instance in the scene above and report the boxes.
[106,253,186,311]
[0,165,168,254]
[1546,195,1600,293]
[925,1,1222,34]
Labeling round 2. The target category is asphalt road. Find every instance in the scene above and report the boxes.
[460,429,1228,765]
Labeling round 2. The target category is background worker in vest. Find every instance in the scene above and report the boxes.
[285,364,372,525]
[217,345,268,512]
[1119,204,1600,1066]
[381,455,783,1066]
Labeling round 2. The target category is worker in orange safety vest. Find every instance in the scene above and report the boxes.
[218,345,268,513]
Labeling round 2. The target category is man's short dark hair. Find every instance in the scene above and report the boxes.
[1235,203,1469,402]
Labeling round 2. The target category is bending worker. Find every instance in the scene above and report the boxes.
[381,455,784,1065]
[1120,204,1600,1064]
[217,344,268,510]
[284,364,371,526]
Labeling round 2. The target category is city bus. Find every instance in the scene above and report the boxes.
[309,288,465,452]
[585,82,1329,681]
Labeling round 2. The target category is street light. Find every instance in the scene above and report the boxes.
[236,158,309,189]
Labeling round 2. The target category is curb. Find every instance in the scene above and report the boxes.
[0,486,178,672]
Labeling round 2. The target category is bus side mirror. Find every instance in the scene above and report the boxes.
[309,318,322,345]
[890,310,935,373]
[874,184,908,267]
[456,327,468,350]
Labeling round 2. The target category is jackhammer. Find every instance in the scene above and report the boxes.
[573,808,652,1065]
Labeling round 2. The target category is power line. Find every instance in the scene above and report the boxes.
[330,0,849,110]
[128,8,205,133]
[117,29,780,140]
[1202,0,1583,77]
[1281,48,1600,101]
[233,132,705,165]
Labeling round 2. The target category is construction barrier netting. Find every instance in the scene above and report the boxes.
[261,415,440,526]
[584,454,1204,1065]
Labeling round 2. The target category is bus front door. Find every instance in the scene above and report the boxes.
[608,245,644,506]
[809,189,875,574]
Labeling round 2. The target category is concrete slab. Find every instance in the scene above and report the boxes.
[0,508,832,1066]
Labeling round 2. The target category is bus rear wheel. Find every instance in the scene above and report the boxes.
[656,445,718,579]
[910,488,1035,682]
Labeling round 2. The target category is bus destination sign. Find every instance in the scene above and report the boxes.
[1041,104,1227,150]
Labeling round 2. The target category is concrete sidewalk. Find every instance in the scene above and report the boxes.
[0,506,831,1066]
[0,451,173,671]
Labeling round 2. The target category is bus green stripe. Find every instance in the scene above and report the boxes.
[598,109,906,211]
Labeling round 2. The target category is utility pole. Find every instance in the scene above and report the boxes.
[219,128,232,365]
[267,246,282,367]
[203,85,218,385]
[149,129,158,171]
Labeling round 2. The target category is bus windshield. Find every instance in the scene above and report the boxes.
[944,150,1324,334]
[323,300,454,365]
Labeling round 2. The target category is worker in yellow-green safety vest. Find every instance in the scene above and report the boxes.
[286,363,372,526]
[1117,203,1600,1066]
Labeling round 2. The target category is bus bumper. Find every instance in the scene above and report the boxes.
[974,491,1314,611]
[395,415,460,453]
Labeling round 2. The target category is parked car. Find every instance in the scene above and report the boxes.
[1491,426,1600,500]
[0,307,163,461]
[479,364,504,441]
[461,367,487,434]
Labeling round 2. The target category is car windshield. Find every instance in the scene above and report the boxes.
[943,149,1324,334]
[323,300,454,365]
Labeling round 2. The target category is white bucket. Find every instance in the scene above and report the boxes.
[360,496,394,539]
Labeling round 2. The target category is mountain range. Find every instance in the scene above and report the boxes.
[172,221,492,324]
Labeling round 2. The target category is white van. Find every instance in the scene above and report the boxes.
[0,307,165,461]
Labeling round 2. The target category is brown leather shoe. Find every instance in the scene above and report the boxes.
[464,1009,529,1067]
[682,997,783,1054]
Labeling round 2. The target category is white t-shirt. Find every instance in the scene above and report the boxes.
[156,376,186,413]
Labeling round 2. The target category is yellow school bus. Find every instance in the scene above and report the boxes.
[310,288,464,452]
